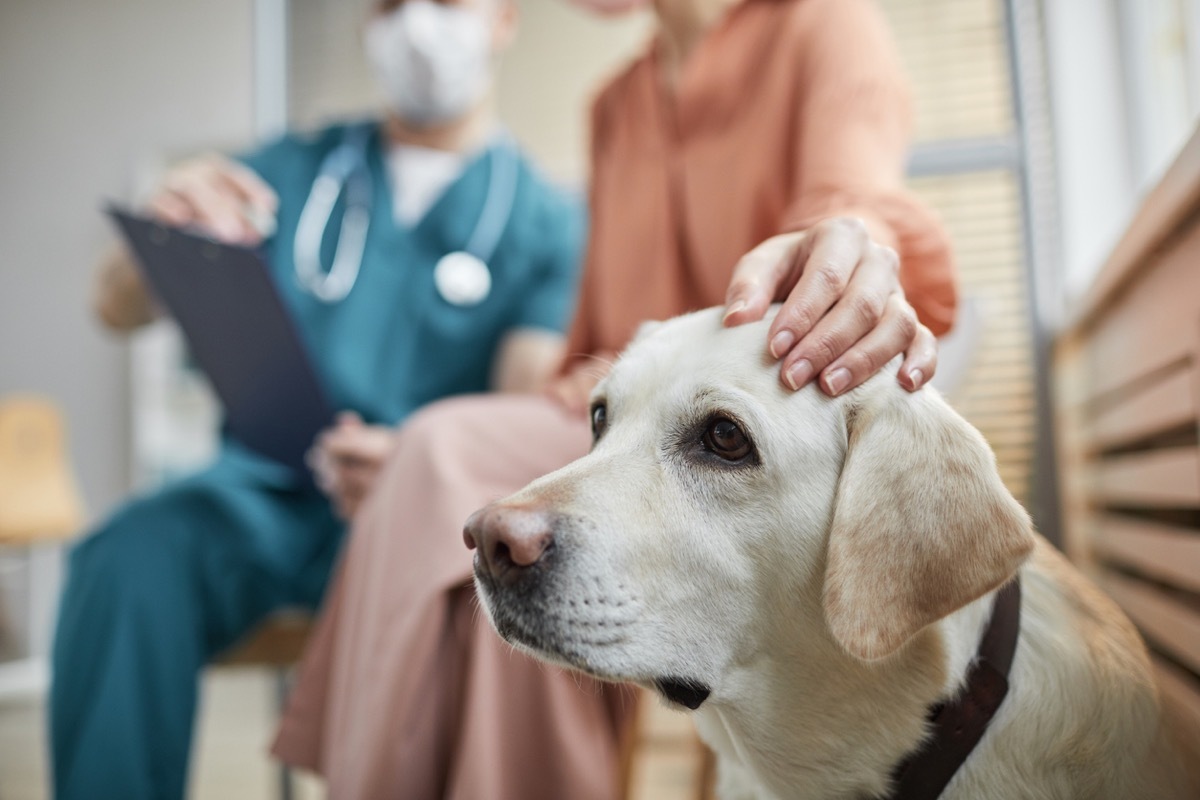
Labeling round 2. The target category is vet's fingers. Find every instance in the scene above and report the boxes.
[189,174,263,244]
[776,243,899,390]
[162,172,252,243]
[215,157,278,215]
[321,424,367,462]
[329,425,397,467]
[336,410,363,428]
[815,294,922,397]
[308,448,337,494]
[333,492,358,522]
[212,159,278,239]
[722,232,809,327]
[325,465,367,520]
[155,157,263,243]
[898,323,938,392]
[767,218,871,358]
[147,192,194,227]
[337,464,377,500]
[335,456,384,493]
[322,434,379,466]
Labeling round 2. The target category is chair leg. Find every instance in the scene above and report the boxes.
[275,668,295,800]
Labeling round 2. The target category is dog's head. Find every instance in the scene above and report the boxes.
[467,308,1033,710]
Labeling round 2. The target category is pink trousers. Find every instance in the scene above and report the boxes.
[271,394,635,799]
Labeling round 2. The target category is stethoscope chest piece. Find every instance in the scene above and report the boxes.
[434,251,492,306]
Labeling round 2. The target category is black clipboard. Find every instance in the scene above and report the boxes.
[108,207,334,477]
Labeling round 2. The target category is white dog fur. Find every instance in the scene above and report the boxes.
[470,308,1196,800]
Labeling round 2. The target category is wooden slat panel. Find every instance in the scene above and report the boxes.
[1100,570,1200,675]
[1152,656,1200,773]
[908,167,1035,518]
[1086,363,1196,450]
[1092,515,1200,593]
[1154,655,1200,732]
[1089,447,1200,507]
[1067,124,1200,334]
[1081,223,1200,399]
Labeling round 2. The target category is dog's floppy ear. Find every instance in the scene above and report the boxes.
[823,381,1034,662]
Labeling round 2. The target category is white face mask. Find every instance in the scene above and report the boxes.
[364,0,494,128]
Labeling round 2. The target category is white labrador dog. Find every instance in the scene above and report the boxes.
[466,308,1195,800]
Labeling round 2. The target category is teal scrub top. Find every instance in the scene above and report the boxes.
[222,121,584,481]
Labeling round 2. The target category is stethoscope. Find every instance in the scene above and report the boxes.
[293,123,518,305]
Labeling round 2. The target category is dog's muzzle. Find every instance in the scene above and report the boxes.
[466,502,711,708]
[465,501,567,658]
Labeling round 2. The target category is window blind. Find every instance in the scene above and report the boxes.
[879,0,1039,507]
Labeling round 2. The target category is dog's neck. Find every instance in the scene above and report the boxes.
[693,589,1001,799]
[887,579,1021,799]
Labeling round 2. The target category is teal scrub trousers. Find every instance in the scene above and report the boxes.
[50,460,342,800]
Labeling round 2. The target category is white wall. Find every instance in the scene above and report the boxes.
[496,1,651,182]
[0,0,256,682]
[1041,0,1137,302]
[0,0,257,519]
[288,0,650,183]
[1043,0,1200,303]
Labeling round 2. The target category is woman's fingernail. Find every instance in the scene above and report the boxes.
[908,368,924,389]
[769,330,796,359]
[723,300,747,323]
[784,359,813,391]
[824,367,851,396]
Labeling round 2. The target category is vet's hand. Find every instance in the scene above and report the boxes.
[722,217,936,396]
[149,154,278,245]
[309,413,399,521]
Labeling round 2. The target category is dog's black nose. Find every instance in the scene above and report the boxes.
[464,503,555,583]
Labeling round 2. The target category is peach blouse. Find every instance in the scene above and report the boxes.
[566,0,958,366]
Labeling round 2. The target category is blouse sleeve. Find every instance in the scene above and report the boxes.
[784,0,958,336]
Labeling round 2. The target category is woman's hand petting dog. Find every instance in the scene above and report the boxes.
[309,412,400,521]
[723,216,937,397]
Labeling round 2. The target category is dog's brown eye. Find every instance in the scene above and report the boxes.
[704,418,752,461]
[591,402,607,441]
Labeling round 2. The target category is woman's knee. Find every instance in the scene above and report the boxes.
[396,393,575,463]
[388,395,502,473]
[399,394,496,444]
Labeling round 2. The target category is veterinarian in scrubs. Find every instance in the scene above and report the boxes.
[269,0,959,797]
[49,1,583,798]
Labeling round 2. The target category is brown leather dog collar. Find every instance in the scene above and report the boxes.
[887,577,1022,800]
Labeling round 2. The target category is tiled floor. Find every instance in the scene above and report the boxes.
[0,670,704,799]
[0,669,323,800]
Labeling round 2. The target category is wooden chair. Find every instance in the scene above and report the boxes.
[213,611,315,800]
[0,396,85,667]
[0,396,85,544]
[621,689,715,800]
